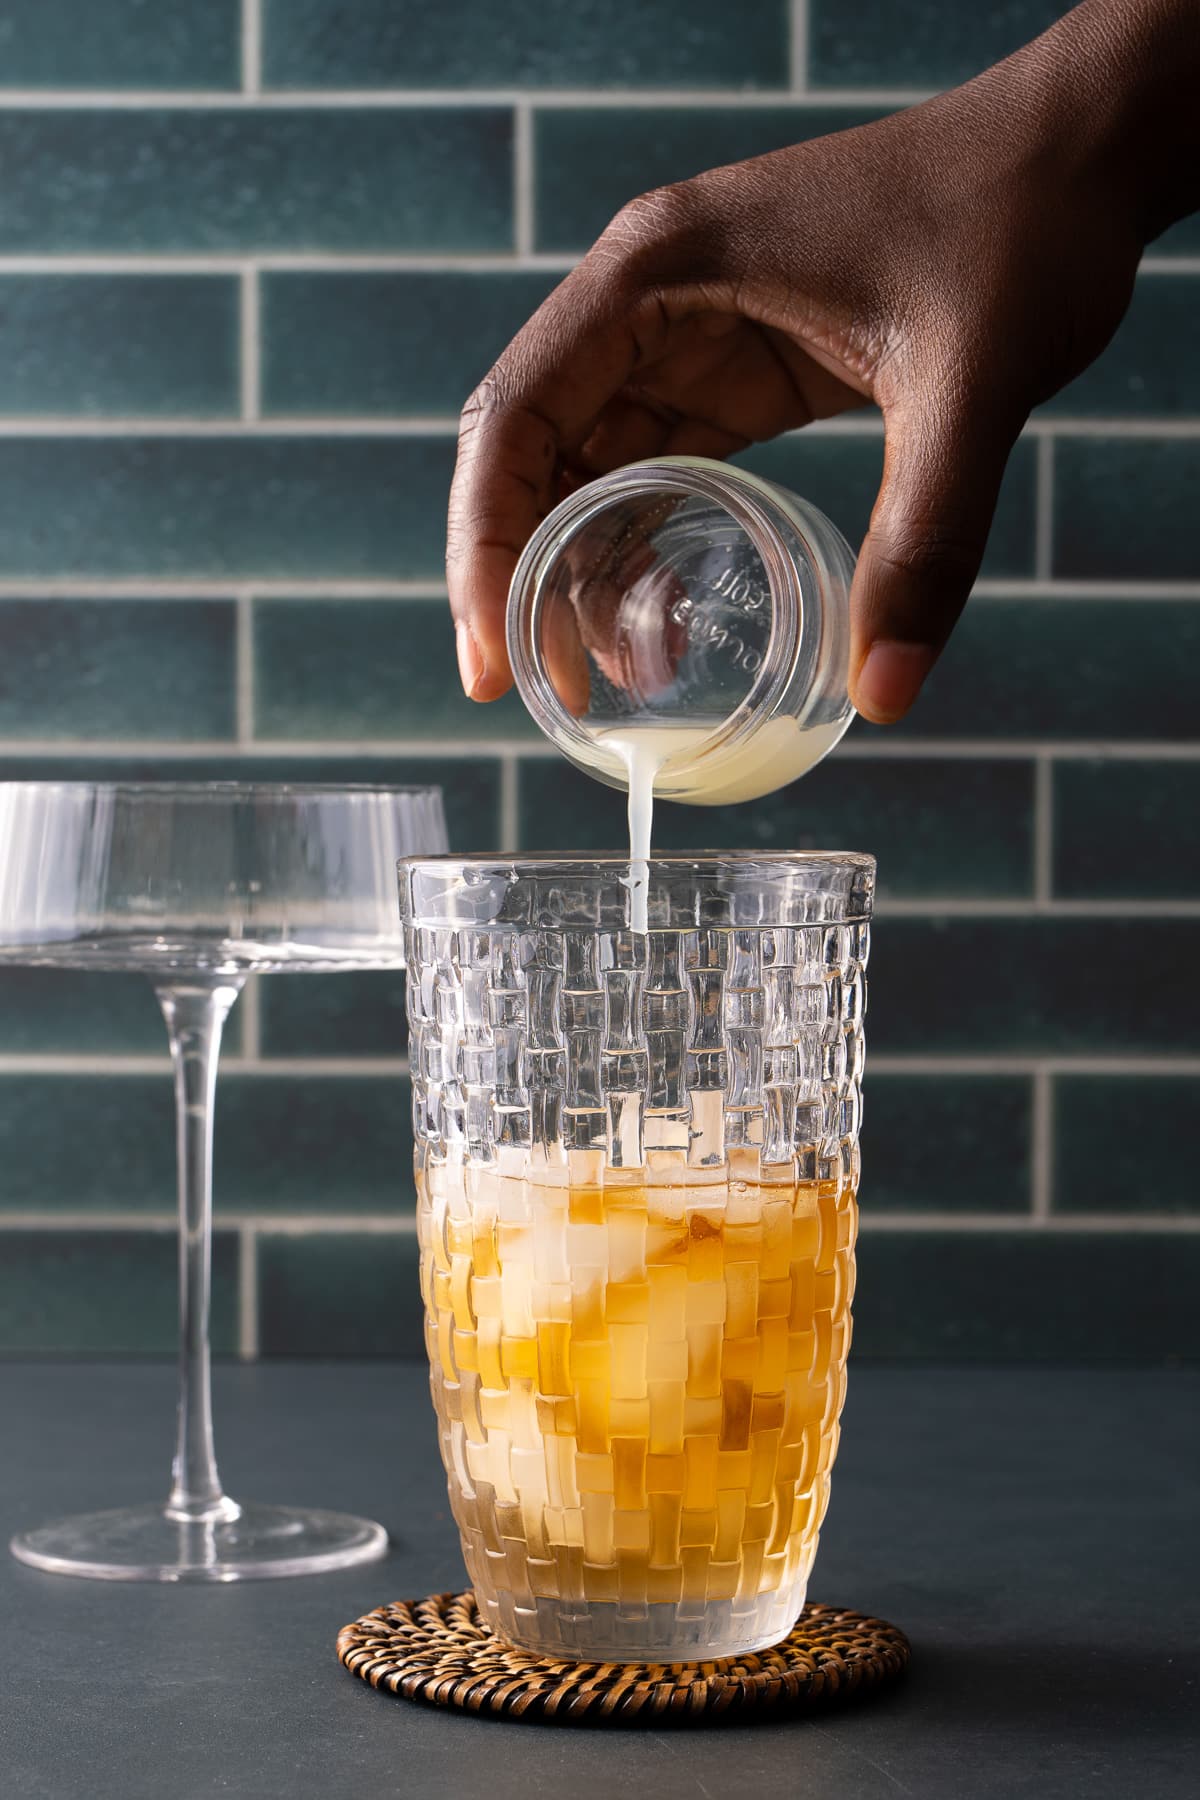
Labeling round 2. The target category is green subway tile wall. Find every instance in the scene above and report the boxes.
[0,3,1195,1365]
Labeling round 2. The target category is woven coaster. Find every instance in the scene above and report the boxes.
[337,1590,910,1727]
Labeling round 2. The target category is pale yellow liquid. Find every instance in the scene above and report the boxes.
[419,1163,857,1657]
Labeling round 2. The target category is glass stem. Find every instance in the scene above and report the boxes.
[157,979,245,1525]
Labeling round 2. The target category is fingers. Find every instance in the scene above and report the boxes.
[446,261,672,700]
[849,391,1021,723]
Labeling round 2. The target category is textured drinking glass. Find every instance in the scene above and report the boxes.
[1,781,447,1582]
[401,853,874,1661]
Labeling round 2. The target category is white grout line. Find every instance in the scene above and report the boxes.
[513,101,534,258]
[0,1052,1191,1079]
[0,580,451,597]
[868,1055,1200,1076]
[0,417,460,436]
[1030,1068,1053,1221]
[874,897,1200,918]
[239,974,261,1061]
[0,577,1198,603]
[0,734,1197,762]
[238,1224,259,1360]
[239,265,260,419]
[498,753,519,852]
[836,740,1200,761]
[1033,756,1054,904]
[241,0,262,95]
[790,0,809,91]
[0,1055,409,1077]
[0,1208,1192,1235]
[0,252,1185,282]
[234,590,255,744]
[1034,435,1054,578]
[969,580,1200,599]
[0,411,1195,442]
[856,1212,1200,1234]
[0,86,931,109]
[0,254,582,275]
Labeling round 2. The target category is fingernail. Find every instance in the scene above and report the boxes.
[854,640,936,723]
[455,621,486,698]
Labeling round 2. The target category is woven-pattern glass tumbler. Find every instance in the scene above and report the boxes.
[400,854,875,1662]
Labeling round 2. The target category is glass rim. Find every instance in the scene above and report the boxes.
[400,851,875,928]
[0,780,444,802]
[401,850,875,873]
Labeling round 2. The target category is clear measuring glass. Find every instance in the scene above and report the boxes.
[506,457,856,807]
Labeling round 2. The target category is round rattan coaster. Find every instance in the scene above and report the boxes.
[336,1590,910,1727]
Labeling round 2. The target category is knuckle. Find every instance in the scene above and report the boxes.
[459,368,510,433]
[605,180,698,247]
[874,521,981,587]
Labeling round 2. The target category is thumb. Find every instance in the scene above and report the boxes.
[848,396,1021,724]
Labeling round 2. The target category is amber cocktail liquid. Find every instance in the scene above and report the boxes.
[402,855,874,1663]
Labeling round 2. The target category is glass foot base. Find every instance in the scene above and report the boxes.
[10,1499,389,1582]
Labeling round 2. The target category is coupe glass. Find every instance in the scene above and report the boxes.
[1,782,447,1582]
[400,852,874,1662]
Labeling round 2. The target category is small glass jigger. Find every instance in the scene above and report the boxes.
[506,458,857,805]
[401,852,875,1663]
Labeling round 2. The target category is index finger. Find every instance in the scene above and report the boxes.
[446,259,667,701]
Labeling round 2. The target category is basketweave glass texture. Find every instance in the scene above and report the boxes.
[400,854,875,1663]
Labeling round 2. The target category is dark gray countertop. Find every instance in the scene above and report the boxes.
[3,1361,1197,1800]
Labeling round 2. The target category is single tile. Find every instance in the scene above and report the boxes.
[0,969,164,1054]
[0,1075,173,1212]
[0,1070,410,1216]
[1054,762,1200,900]
[0,110,513,253]
[258,971,409,1060]
[1040,274,1200,417]
[257,1230,423,1355]
[738,433,1037,578]
[253,599,536,741]
[0,1229,238,1354]
[869,599,1200,742]
[0,437,455,579]
[517,753,1035,898]
[534,106,888,251]
[1054,1077,1200,1215]
[265,0,788,88]
[0,752,498,855]
[1055,440,1200,580]
[261,271,560,416]
[215,1074,411,1214]
[0,1,240,87]
[0,599,235,740]
[868,919,1200,1056]
[0,276,238,416]
[864,1076,1033,1213]
[809,0,1066,88]
[852,1229,1200,1362]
